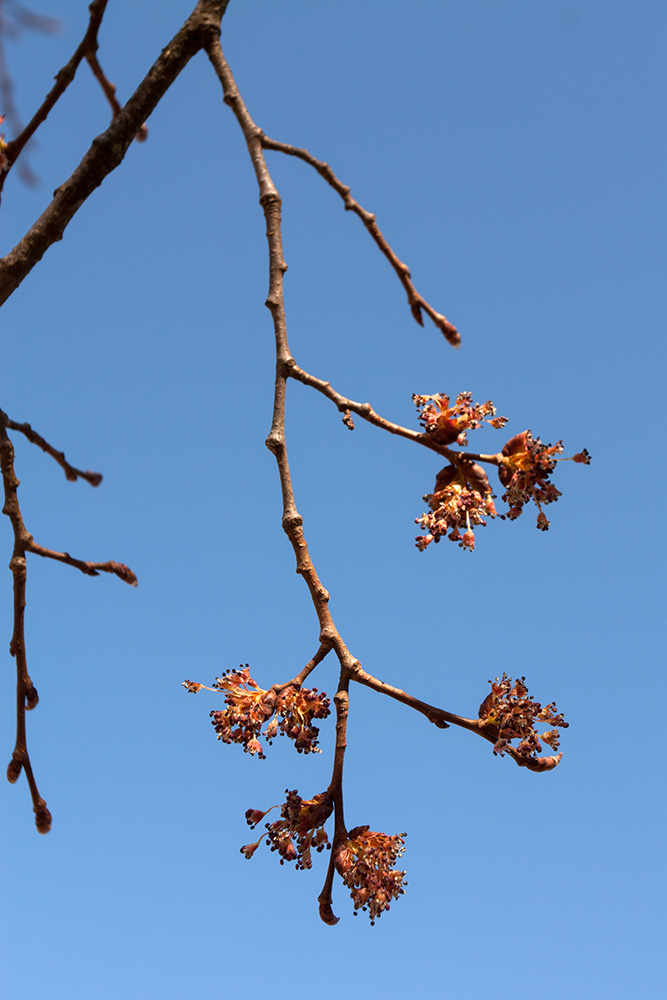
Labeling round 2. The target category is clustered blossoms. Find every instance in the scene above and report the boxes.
[416,460,497,551]
[241,790,407,924]
[478,674,568,762]
[334,826,407,925]
[241,789,333,870]
[413,391,507,447]
[499,430,591,530]
[182,665,330,757]
[414,391,590,550]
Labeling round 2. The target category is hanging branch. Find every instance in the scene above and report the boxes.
[0,0,585,924]
[200,38,575,923]
[1,410,136,831]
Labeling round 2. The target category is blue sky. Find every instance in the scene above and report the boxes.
[1,2,665,997]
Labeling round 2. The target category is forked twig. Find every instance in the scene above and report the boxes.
[0,410,136,831]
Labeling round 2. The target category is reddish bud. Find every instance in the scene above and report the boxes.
[110,562,138,587]
[319,900,340,926]
[25,686,39,709]
[35,806,52,834]
[6,757,22,783]
[523,752,563,773]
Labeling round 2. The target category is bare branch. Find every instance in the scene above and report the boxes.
[2,411,102,485]
[0,0,231,304]
[1,0,107,187]
[1,406,136,830]
[261,134,460,347]
[85,49,148,142]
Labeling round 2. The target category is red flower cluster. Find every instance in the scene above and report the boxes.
[334,826,407,925]
[413,392,590,549]
[182,666,330,757]
[498,431,564,529]
[416,461,497,551]
[478,674,568,762]
[413,391,507,447]
[241,789,333,870]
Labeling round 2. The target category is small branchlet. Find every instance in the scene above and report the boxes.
[1,411,136,831]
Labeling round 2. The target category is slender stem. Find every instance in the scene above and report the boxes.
[0,417,50,832]
[284,360,505,469]
[329,676,350,838]
[261,134,460,347]
[317,672,350,926]
[351,663,562,771]
[2,411,102,485]
[0,0,231,304]
[270,642,332,696]
[1,0,110,186]
[206,40,359,678]
[86,49,148,142]
[26,542,138,585]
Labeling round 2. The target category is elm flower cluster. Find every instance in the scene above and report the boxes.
[478,674,568,761]
[413,391,507,447]
[182,665,330,758]
[334,826,407,925]
[416,461,497,551]
[241,789,333,870]
[499,431,591,530]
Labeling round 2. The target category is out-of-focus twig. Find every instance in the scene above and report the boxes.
[0,1,231,302]
[85,49,148,142]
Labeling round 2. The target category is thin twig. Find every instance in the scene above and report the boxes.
[206,39,360,682]
[351,663,561,771]
[85,49,148,142]
[1,409,137,832]
[1,0,109,189]
[3,412,103,485]
[270,641,332,696]
[0,417,49,831]
[0,0,231,303]
[284,357,505,468]
[261,134,460,347]
[27,542,137,585]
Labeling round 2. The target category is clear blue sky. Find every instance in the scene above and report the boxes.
[2,2,664,997]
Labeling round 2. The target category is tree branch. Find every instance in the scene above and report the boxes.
[1,0,109,187]
[0,0,230,304]
[261,134,460,347]
[2,410,103,485]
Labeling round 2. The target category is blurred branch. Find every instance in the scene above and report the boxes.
[0,0,231,302]
[0,0,61,186]
[85,48,148,142]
